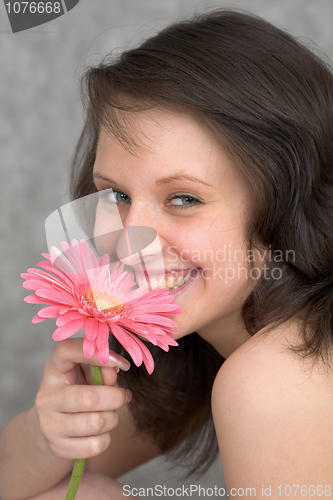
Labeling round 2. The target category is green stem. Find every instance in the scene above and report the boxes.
[64,365,103,500]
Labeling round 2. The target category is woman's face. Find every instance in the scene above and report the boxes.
[93,108,253,357]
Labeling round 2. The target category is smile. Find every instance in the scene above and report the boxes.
[135,268,201,290]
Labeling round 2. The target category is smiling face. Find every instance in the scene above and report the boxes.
[93,107,254,358]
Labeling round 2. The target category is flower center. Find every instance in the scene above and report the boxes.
[85,288,124,314]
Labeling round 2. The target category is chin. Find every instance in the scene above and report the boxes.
[172,328,194,341]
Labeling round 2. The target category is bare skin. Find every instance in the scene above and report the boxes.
[25,471,136,500]
[1,109,333,499]
[212,321,333,499]
[0,339,160,500]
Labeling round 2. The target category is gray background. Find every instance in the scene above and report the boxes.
[1,0,333,497]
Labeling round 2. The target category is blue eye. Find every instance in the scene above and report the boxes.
[98,189,201,210]
[98,190,131,204]
[167,194,201,210]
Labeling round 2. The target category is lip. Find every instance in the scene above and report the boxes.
[134,267,201,281]
[134,267,202,295]
[167,269,201,297]
[131,267,197,276]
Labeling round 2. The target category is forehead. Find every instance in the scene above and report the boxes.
[94,107,241,188]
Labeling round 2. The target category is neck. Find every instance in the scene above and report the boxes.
[196,311,252,359]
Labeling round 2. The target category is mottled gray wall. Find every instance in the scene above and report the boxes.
[1,0,333,496]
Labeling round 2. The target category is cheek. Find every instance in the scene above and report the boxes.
[93,205,124,261]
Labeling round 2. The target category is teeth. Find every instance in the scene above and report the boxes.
[166,276,176,288]
[136,271,194,290]
[149,277,159,289]
[157,278,166,289]
[175,276,184,286]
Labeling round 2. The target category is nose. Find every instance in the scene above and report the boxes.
[122,198,157,230]
[117,202,168,275]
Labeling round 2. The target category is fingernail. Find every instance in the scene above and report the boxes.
[125,389,132,403]
[108,352,131,371]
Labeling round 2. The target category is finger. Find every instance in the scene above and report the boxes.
[80,363,118,387]
[52,434,111,460]
[59,384,128,413]
[100,366,118,386]
[60,410,119,438]
[49,338,130,377]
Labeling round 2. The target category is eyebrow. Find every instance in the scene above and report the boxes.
[155,173,214,188]
[93,172,214,188]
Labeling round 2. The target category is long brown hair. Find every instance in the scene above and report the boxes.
[70,9,333,475]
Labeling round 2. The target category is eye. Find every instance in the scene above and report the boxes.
[166,194,202,210]
[97,189,202,210]
[98,189,131,205]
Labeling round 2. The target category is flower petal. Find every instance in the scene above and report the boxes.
[96,345,109,364]
[32,315,47,323]
[52,318,86,341]
[131,313,179,328]
[56,311,83,327]
[35,289,78,307]
[37,305,65,319]
[85,317,99,341]
[133,303,182,314]
[109,322,143,367]
[96,321,110,352]
[83,336,96,359]
[24,294,56,305]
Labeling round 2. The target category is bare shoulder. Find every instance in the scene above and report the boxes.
[212,321,333,497]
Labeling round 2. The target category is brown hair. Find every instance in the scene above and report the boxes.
[70,9,333,475]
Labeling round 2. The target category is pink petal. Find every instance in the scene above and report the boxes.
[61,243,86,274]
[60,241,70,252]
[135,338,155,374]
[24,294,56,305]
[32,315,47,323]
[79,240,100,277]
[109,322,143,367]
[109,262,125,282]
[132,313,178,328]
[23,280,55,291]
[116,271,134,291]
[137,324,179,344]
[52,318,86,341]
[56,311,83,327]
[118,328,155,374]
[35,289,78,307]
[49,255,77,276]
[133,303,182,314]
[83,336,96,358]
[36,261,78,287]
[96,345,109,364]
[85,317,99,341]
[98,253,110,268]
[96,321,110,352]
[41,252,52,261]
[111,272,129,290]
[33,265,73,290]
[37,305,64,319]
[21,273,32,280]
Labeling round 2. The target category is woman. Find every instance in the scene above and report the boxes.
[1,8,333,499]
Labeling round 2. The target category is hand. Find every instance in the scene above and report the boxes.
[34,337,131,460]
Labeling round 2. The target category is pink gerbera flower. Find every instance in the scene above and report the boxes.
[22,239,181,373]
